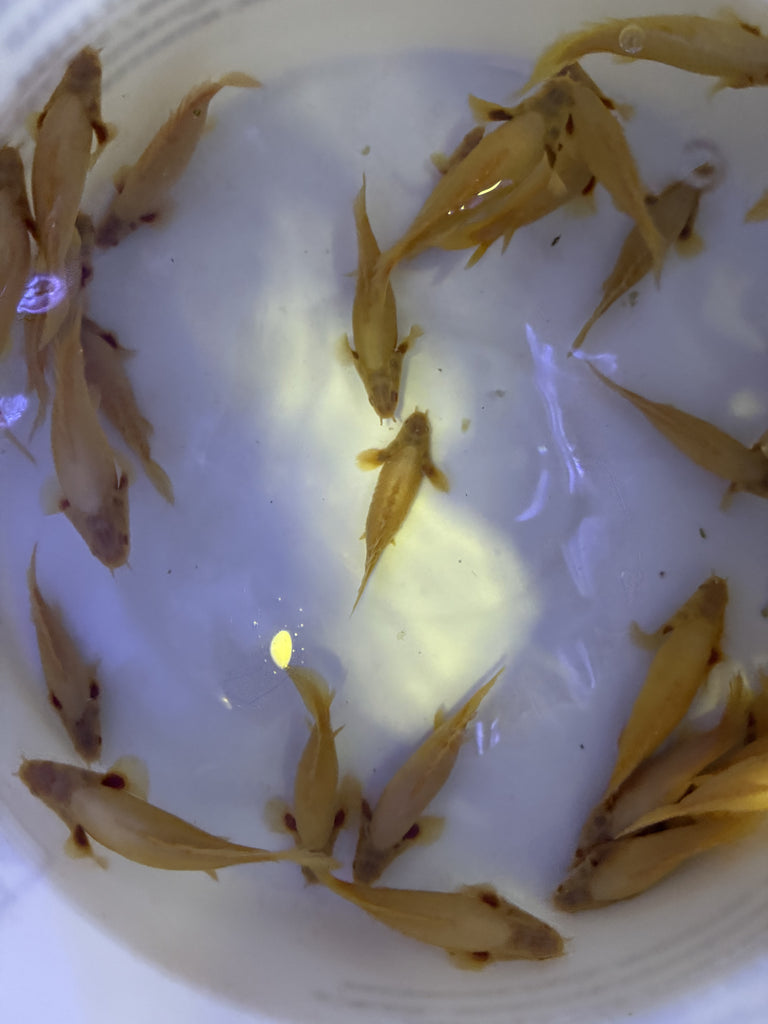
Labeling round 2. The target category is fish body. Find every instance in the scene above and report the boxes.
[81,317,174,503]
[589,364,768,499]
[27,546,102,761]
[608,576,728,793]
[95,72,260,248]
[321,874,564,968]
[19,759,333,873]
[0,146,34,357]
[376,108,552,279]
[32,47,110,274]
[354,410,449,611]
[346,177,422,421]
[353,671,501,883]
[51,308,130,568]
[554,814,757,911]
[572,179,702,351]
[522,15,768,93]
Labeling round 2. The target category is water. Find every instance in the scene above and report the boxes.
[2,40,768,1022]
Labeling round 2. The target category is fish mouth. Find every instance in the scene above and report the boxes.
[370,381,398,420]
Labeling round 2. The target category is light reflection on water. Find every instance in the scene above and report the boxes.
[16,273,67,316]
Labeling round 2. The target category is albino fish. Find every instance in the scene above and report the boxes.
[565,79,666,275]
[320,874,564,969]
[571,676,747,858]
[27,545,102,762]
[572,177,706,351]
[19,758,335,875]
[620,751,768,832]
[265,666,354,883]
[521,14,768,93]
[50,307,131,569]
[0,145,35,358]
[343,177,422,421]
[588,364,768,502]
[95,72,260,248]
[354,410,449,611]
[81,317,174,503]
[32,47,111,274]
[353,670,501,884]
[554,814,757,911]
[607,575,728,794]
[375,108,557,281]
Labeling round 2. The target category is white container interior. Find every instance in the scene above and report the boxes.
[1,0,768,1021]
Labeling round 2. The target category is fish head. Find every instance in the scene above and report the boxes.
[66,476,130,569]
[368,373,399,422]
[402,410,430,441]
[64,47,102,95]
[18,759,76,804]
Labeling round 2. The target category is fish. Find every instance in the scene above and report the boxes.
[375,107,559,281]
[0,145,35,358]
[343,177,422,421]
[353,670,501,884]
[32,47,111,275]
[354,410,449,612]
[571,676,747,858]
[25,214,94,435]
[571,177,705,352]
[553,814,758,911]
[265,666,355,883]
[81,317,174,503]
[95,72,261,248]
[319,874,564,969]
[520,14,768,94]
[18,758,336,875]
[27,545,102,762]
[565,79,666,275]
[588,364,768,502]
[607,575,728,795]
[50,306,131,569]
[619,751,768,832]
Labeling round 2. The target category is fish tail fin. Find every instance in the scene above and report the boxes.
[351,557,376,615]
[570,309,601,353]
[286,666,334,727]
[216,71,262,90]
[142,455,175,505]
[453,668,504,729]
[465,242,491,268]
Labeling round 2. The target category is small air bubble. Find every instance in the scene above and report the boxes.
[618,23,645,55]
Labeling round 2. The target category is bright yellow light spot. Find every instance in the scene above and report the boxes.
[270,629,292,669]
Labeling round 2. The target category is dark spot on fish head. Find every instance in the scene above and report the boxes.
[370,378,397,420]
[544,144,557,168]
[487,108,512,121]
[581,176,596,196]
[100,772,126,790]
[403,411,429,440]
[600,97,615,110]
[101,330,120,350]
[471,951,491,963]
[402,823,420,841]
[661,623,673,635]
[284,812,298,832]
[361,800,372,822]
[139,212,158,224]
[81,266,93,288]
[59,498,71,511]
[479,890,500,908]
[678,222,692,241]
[565,114,574,135]
[89,680,100,700]
[72,824,89,847]
[192,107,203,117]
[49,692,63,710]
[333,809,346,830]
[707,648,721,666]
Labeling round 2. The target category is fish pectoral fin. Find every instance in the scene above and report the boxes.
[424,461,450,492]
[40,477,66,516]
[629,620,664,651]
[433,706,447,729]
[356,447,386,470]
[264,797,294,835]
[205,869,219,881]
[430,150,450,174]
[108,756,150,800]
[65,829,107,868]
[720,482,739,511]
[398,324,424,354]
[25,110,42,140]
[448,949,493,971]
[408,815,445,847]
[112,165,131,193]
[337,333,357,365]
[745,189,768,223]
[675,231,705,258]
